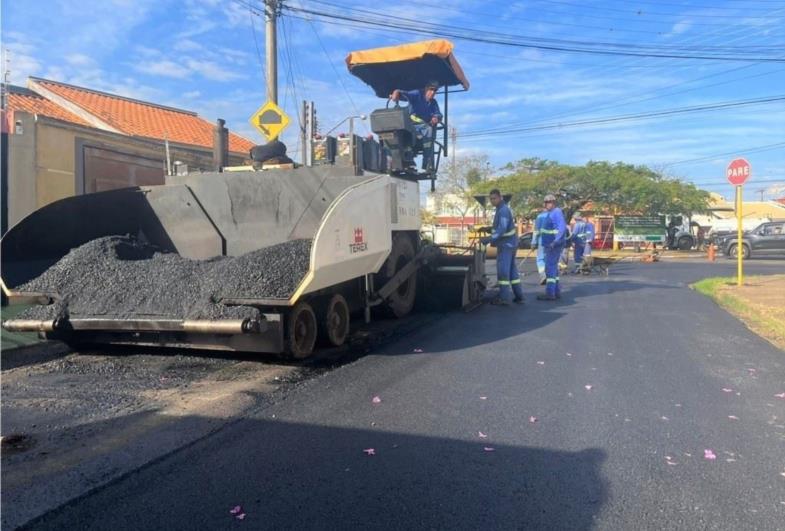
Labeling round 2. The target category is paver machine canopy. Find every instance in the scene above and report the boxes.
[346,39,470,185]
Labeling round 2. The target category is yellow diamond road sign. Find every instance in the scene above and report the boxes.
[249,101,290,141]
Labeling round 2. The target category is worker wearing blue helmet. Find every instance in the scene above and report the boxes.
[537,194,567,301]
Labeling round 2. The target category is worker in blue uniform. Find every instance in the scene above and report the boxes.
[537,194,567,301]
[571,213,595,273]
[480,189,525,305]
[390,81,441,171]
[531,210,548,285]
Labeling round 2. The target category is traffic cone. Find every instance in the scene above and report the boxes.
[707,244,716,262]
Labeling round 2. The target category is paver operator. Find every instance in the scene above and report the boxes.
[571,213,595,273]
[531,210,549,285]
[390,81,442,171]
[480,189,525,306]
[537,194,567,301]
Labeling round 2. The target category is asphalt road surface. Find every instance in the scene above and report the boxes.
[12,259,785,530]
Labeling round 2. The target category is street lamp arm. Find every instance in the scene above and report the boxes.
[323,114,366,137]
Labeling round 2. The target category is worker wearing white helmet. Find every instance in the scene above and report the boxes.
[537,194,567,301]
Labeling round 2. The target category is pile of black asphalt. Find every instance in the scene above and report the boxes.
[17,236,312,321]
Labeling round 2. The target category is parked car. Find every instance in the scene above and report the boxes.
[717,221,785,259]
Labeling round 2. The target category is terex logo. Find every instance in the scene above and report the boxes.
[349,227,368,253]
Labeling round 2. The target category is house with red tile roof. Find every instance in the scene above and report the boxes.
[1,78,256,232]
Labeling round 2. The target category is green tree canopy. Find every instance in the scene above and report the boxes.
[474,159,711,223]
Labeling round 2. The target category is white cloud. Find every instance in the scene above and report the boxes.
[185,59,244,81]
[65,53,96,67]
[135,60,192,79]
[173,39,203,52]
[667,20,692,37]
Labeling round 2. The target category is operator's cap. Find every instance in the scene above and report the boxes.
[543,194,556,202]
[425,80,440,90]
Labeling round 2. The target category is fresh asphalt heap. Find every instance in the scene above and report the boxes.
[18,236,313,321]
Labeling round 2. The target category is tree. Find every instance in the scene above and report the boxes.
[431,154,492,240]
[475,159,711,224]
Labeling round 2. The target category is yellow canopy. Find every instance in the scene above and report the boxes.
[346,39,470,98]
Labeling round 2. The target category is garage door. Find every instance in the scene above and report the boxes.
[83,145,164,193]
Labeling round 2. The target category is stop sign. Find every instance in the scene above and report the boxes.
[727,158,751,186]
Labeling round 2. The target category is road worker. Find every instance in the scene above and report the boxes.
[537,194,567,301]
[390,80,441,171]
[531,210,549,285]
[571,213,593,273]
[579,214,595,273]
[480,189,525,305]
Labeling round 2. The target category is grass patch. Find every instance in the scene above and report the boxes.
[692,275,785,351]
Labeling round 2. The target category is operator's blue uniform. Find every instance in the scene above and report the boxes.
[400,89,441,169]
[540,207,567,298]
[533,211,548,280]
[489,201,524,303]
[572,220,595,269]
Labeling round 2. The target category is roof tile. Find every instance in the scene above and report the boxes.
[34,79,255,154]
[8,90,91,126]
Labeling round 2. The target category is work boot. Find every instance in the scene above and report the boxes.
[539,274,546,285]
[490,298,511,306]
[513,297,525,305]
[536,294,557,301]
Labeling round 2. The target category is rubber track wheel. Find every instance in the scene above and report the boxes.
[383,234,417,318]
[286,301,317,359]
[322,294,350,347]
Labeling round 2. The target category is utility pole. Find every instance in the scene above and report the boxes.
[265,0,278,104]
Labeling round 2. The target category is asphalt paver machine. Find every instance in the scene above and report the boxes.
[2,39,485,359]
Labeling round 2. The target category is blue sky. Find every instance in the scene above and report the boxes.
[2,0,784,198]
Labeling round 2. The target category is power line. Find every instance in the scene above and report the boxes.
[661,142,785,167]
[533,0,783,19]
[459,95,785,138]
[281,4,785,61]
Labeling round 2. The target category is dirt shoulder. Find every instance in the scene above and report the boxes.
[692,274,785,351]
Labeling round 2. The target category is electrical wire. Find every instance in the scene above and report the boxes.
[458,95,785,139]
[661,142,785,167]
[281,5,785,61]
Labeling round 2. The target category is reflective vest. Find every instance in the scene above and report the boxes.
[491,202,518,249]
[533,211,548,245]
[573,221,588,245]
[540,207,566,247]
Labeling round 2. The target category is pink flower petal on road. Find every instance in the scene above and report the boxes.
[372,396,381,404]
[722,388,733,393]
[230,506,243,515]
[479,396,488,400]
[529,416,538,423]
[774,393,785,399]
[584,385,593,391]
[363,448,375,456]
[236,513,246,520]
[607,352,613,356]
[413,348,423,353]
[726,458,737,463]
[661,416,669,421]
[483,447,495,452]
[478,431,488,438]
[747,368,757,373]
[728,415,739,420]
[566,353,573,357]
[704,449,717,460]
[537,361,545,365]
[675,403,682,407]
